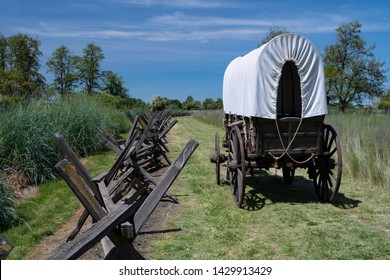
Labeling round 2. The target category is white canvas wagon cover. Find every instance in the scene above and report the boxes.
[223,33,328,119]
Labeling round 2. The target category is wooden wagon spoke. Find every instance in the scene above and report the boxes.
[329,147,337,158]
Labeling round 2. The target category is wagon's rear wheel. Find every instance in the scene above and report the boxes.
[313,124,342,202]
[228,126,246,207]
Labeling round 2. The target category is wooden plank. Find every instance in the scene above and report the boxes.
[48,200,138,260]
[66,209,89,241]
[55,160,106,222]
[54,133,101,201]
[133,139,198,233]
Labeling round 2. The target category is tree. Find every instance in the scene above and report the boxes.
[77,43,105,94]
[323,21,387,112]
[1,33,45,99]
[151,95,168,112]
[0,34,6,71]
[379,89,390,114]
[184,95,194,103]
[46,45,78,96]
[183,101,201,110]
[258,26,289,47]
[101,70,129,98]
[166,99,182,111]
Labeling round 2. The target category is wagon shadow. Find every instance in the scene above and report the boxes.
[236,170,360,211]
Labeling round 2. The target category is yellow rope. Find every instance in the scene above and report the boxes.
[268,117,316,165]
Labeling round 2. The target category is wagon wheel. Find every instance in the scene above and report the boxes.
[215,133,221,185]
[228,126,246,207]
[313,124,342,202]
[282,167,295,185]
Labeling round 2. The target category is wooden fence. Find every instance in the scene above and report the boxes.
[48,111,198,260]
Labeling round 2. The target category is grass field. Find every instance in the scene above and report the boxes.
[149,116,390,259]
[2,114,390,259]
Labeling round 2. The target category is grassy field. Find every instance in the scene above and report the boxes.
[148,115,390,259]
[2,114,390,259]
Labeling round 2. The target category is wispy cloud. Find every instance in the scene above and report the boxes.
[114,0,237,9]
[149,12,346,35]
[13,10,387,43]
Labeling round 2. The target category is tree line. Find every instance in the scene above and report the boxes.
[0,33,130,106]
[1,21,390,113]
[0,32,223,111]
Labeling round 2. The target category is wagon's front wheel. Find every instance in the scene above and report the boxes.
[228,126,246,207]
[313,124,342,202]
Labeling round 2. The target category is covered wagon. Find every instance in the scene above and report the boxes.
[211,34,342,207]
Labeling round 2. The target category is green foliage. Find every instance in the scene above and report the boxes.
[46,45,78,95]
[323,21,387,112]
[183,101,201,110]
[379,89,390,113]
[0,177,20,231]
[202,98,223,110]
[0,33,45,99]
[101,70,129,98]
[258,26,289,47]
[151,95,169,112]
[77,43,105,94]
[0,94,127,184]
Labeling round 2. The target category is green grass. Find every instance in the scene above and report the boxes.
[326,113,390,188]
[1,151,117,260]
[0,94,128,185]
[193,110,390,190]
[2,115,390,260]
[148,116,390,259]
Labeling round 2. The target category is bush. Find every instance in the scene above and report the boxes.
[0,94,128,184]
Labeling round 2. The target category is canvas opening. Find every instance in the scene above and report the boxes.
[277,61,302,118]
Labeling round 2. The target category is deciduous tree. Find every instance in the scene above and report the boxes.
[1,33,45,99]
[323,21,387,112]
[77,43,105,94]
[46,45,78,95]
[101,70,129,98]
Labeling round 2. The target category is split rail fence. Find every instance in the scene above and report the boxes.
[48,111,198,260]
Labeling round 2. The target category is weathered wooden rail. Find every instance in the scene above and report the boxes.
[48,112,198,259]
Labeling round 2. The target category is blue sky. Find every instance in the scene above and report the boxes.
[2,0,390,103]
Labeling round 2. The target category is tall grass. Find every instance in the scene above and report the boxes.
[192,110,390,189]
[191,110,224,129]
[0,94,128,184]
[0,177,20,230]
[326,113,390,189]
